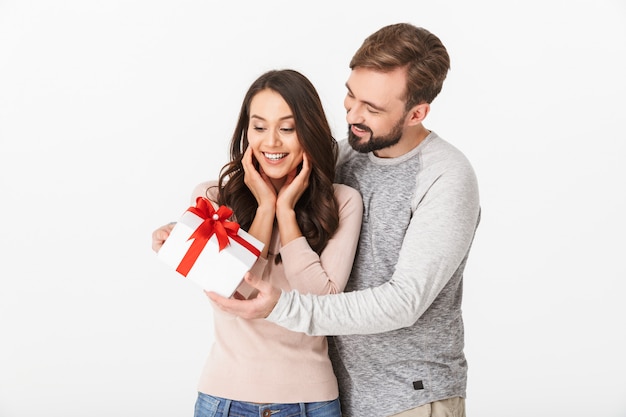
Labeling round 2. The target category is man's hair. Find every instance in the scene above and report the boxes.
[350,23,450,108]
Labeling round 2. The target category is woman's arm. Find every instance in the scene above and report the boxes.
[280,184,363,295]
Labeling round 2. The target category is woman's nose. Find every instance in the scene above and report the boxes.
[265,128,281,146]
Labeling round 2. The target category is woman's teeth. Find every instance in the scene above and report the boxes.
[263,152,287,161]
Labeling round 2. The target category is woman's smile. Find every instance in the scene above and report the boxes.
[262,152,288,162]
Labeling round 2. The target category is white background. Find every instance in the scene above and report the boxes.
[1,1,625,416]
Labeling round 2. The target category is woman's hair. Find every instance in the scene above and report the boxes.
[214,69,339,259]
[349,23,450,109]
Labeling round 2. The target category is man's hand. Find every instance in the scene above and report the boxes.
[206,272,281,320]
[151,223,175,252]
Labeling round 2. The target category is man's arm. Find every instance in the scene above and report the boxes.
[210,160,480,335]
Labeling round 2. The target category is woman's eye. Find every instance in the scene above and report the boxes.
[280,127,295,133]
[253,126,265,131]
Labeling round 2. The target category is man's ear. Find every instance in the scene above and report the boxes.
[406,103,430,126]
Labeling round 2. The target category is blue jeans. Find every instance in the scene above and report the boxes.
[194,392,342,417]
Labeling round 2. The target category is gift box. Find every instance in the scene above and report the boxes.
[157,197,264,298]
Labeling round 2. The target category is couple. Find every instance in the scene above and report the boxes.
[152,23,480,417]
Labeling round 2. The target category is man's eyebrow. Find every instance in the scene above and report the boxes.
[345,82,385,112]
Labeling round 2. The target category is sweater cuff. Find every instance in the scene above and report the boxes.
[249,254,269,277]
[266,290,291,324]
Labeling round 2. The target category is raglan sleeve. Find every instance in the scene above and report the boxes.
[266,156,480,335]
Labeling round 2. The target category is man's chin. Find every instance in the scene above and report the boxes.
[348,132,372,153]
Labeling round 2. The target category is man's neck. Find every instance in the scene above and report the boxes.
[373,125,430,158]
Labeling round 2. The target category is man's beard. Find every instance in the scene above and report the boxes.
[347,117,404,154]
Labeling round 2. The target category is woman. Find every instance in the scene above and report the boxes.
[152,69,362,416]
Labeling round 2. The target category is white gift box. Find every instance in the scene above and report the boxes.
[157,199,264,298]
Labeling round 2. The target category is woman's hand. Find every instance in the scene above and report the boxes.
[275,154,310,246]
[276,153,311,214]
[242,147,277,210]
[151,222,176,252]
[242,147,276,256]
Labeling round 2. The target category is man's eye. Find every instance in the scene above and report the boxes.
[367,107,379,114]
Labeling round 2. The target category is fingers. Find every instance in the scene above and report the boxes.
[300,153,311,179]
[284,154,311,186]
[293,154,312,188]
[242,148,277,207]
[242,146,255,174]
[206,291,265,320]
[206,272,280,320]
[243,270,262,287]
[151,223,175,253]
[276,154,311,210]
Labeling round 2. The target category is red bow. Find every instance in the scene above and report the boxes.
[176,197,260,277]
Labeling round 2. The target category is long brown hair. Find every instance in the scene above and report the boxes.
[214,69,339,258]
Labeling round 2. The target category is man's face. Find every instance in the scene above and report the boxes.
[344,67,409,154]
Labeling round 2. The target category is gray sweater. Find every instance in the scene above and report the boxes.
[267,132,480,416]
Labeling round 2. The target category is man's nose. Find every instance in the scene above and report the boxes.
[346,103,364,125]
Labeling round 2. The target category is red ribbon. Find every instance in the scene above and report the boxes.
[176,197,261,277]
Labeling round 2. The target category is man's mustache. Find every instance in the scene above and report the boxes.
[349,124,373,134]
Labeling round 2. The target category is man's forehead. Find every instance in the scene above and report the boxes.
[346,67,407,105]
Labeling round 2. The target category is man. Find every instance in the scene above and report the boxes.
[158,23,480,417]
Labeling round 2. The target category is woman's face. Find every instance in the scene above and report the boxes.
[247,89,304,191]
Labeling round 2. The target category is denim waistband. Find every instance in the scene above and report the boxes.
[194,392,341,417]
